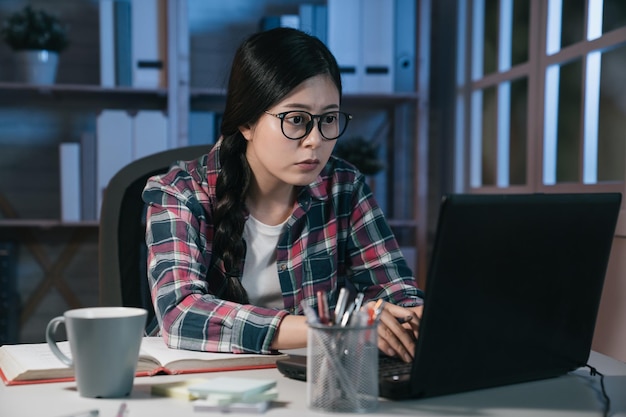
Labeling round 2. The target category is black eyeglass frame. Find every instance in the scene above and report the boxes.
[264,110,353,141]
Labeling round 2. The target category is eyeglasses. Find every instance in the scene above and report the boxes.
[264,110,352,141]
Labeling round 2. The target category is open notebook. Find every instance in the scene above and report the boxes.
[277,192,622,400]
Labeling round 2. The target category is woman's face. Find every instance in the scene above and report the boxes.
[240,74,341,189]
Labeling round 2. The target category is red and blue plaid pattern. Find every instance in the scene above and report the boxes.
[143,142,423,354]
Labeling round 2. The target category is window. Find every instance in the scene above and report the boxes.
[456,0,626,193]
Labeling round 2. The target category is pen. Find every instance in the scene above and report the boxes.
[300,300,320,324]
[334,287,349,324]
[353,292,365,313]
[340,301,356,327]
[316,290,330,324]
[55,409,99,417]
[373,299,384,316]
[116,403,127,417]
[368,299,385,325]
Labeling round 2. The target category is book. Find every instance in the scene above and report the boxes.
[0,337,288,386]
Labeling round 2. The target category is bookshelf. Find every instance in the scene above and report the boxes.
[0,0,430,342]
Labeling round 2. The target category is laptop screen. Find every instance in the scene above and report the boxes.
[399,192,622,399]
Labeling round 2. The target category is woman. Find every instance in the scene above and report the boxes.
[143,27,423,363]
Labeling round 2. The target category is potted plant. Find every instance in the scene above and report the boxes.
[333,136,385,176]
[333,135,385,193]
[0,5,69,84]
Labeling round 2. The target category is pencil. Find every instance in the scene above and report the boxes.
[396,315,413,324]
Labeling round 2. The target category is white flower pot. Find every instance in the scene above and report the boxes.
[14,50,59,85]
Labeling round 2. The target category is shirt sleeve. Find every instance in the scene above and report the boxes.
[345,174,424,307]
[142,165,288,354]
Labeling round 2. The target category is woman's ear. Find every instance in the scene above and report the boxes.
[239,124,254,141]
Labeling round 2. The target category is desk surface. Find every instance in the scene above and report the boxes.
[1,351,625,417]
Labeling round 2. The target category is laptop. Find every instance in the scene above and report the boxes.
[276,192,622,400]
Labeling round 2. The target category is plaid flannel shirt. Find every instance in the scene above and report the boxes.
[142,142,423,354]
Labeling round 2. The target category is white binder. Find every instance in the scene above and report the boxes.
[361,0,394,93]
[327,0,362,93]
[99,0,115,87]
[131,0,167,88]
[327,0,396,93]
[59,143,82,222]
[96,110,132,219]
[132,110,168,160]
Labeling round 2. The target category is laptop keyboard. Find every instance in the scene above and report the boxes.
[379,355,412,378]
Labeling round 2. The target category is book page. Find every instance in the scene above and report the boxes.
[0,342,73,382]
[140,337,258,368]
[139,337,287,373]
[3,342,70,369]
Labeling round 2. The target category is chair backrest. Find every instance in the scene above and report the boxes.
[98,145,211,330]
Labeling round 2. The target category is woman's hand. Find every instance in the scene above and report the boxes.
[366,301,422,363]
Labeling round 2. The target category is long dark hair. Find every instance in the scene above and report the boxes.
[212,27,342,303]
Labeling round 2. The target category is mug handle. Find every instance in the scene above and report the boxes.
[45,316,73,367]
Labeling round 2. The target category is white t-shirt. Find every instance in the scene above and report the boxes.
[241,214,286,309]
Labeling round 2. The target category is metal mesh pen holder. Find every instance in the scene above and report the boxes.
[306,322,379,413]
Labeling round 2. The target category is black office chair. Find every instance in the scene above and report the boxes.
[98,144,212,331]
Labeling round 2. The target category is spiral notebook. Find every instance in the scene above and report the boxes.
[278,192,622,400]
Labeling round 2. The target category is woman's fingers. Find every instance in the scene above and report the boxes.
[371,303,423,363]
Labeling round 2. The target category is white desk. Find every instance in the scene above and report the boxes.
[1,351,625,417]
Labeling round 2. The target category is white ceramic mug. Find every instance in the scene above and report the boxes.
[46,307,147,398]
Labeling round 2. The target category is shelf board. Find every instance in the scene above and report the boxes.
[189,87,419,109]
[0,82,168,109]
[189,87,227,110]
[0,82,418,111]
[0,219,99,229]
[343,91,420,106]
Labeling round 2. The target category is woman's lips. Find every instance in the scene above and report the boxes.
[296,159,320,171]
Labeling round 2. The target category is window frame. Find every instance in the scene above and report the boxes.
[456,0,626,195]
